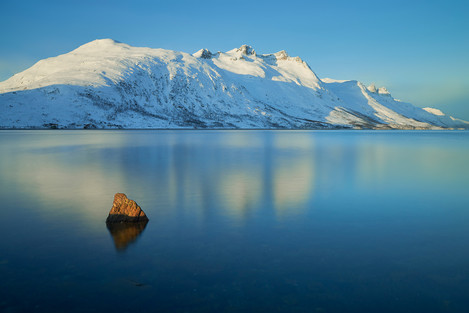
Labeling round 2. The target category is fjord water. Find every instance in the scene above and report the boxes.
[0,130,468,313]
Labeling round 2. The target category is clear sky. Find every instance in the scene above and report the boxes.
[1,0,468,119]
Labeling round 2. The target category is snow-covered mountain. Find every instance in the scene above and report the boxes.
[0,39,467,129]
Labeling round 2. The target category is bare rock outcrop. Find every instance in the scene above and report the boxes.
[106,193,149,223]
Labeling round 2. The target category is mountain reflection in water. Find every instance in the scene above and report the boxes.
[0,130,318,228]
[1,130,469,313]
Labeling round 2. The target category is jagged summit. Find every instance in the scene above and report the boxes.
[367,83,378,93]
[236,44,256,55]
[193,45,306,66]
[0,39,467,130]
[367,83,391,96]
[378,87,390,95]
[274,50,289,60]
[193,48,213,59]
[194,45,257,59]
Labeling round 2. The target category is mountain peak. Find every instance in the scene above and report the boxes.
[367,83,377,93]
[236,45,256,56]
[367,83,391,96]
[1,39,466,130]
[378,86,390,95]
[272,50,305,64]
[82,38,122,47]
[73,39,128,53]
[193,48,213,59]
[274,50,289,60]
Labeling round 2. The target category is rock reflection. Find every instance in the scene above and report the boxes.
[106,221,148,251]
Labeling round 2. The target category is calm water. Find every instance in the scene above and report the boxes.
[1,130,468,313]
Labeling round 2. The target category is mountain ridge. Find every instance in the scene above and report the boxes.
[0,39,467,129]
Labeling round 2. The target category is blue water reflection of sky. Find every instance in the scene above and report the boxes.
[1,130,468,230]
[1,130,469,312]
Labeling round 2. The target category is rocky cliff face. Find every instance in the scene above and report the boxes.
[0,39,467,129]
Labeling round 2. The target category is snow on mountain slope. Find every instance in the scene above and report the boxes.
[321,79,460,129]
[0,39,467,129]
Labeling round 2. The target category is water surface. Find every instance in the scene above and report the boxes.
[0,130,468,312]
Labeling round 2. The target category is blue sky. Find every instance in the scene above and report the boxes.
[1,0,468,119]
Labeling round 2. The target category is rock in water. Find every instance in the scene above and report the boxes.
[106,193,149,223]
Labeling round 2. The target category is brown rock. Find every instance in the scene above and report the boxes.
[106,193,149,223]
